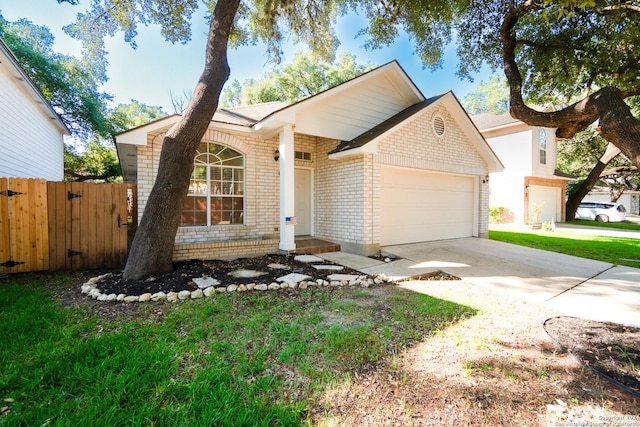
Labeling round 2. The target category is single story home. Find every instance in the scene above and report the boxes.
[116,61,503,260]
[0,37,68,181]
[472,112,572,225]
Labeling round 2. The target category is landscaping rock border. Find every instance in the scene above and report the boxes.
[80,272,395,303]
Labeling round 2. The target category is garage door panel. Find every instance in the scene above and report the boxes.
[381,167,475,246]
[529,186,561,223]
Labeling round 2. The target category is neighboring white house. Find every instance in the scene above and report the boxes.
[0,38,68,181]
[116,61,503,260]
[473,112,572,224]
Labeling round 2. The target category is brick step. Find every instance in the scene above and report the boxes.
[295,238,341,255]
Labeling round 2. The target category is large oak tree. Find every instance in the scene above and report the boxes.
[60,0,346,280]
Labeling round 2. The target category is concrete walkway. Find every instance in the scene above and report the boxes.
[319,237,640,326]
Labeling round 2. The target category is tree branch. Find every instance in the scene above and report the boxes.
[516,39,567,51]
[601,165,638,177]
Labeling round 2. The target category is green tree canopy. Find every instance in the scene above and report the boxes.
[220,51,375,107]
[462,74,509,115]
[64,142,121,182]
[62,100,167,182]
[357,0,640,165]
[109,99,168,132]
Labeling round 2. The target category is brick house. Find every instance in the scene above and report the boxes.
[115,61,502,260]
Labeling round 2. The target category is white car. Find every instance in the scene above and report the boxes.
[575,201,627,223]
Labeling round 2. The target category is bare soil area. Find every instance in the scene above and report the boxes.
[57,256,639,426]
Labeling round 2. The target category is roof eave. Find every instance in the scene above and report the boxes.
[328,144,377,160]
[0,38,69,135]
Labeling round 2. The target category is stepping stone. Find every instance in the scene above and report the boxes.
[193,276,221,289]
[327,274,360,282]
[268,263,291,270]
[228,269,267,278]
[276,273,312,283]
[294,255,324,263]
[312,264,344,271]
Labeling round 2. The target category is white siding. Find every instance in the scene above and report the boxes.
[489,172,525,223]
[487,129,534,175]
[0,65,64,180]
[294,75,418,141]
[531,127,557,177]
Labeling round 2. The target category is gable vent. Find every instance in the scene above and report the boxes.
[432,114,446,138]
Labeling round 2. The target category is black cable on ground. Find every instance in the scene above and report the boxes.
[542,316,640,398]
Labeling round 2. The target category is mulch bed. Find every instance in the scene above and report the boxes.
[544,316,640,397]
[96,253,373,296]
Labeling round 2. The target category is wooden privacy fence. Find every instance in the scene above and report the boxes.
[0,178,129,274]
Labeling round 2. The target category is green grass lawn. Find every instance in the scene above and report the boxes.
[566,219,640,231]
[489,228,640,267]
[0,273,474,426]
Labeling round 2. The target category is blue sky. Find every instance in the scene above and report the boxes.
[1,0,496,113]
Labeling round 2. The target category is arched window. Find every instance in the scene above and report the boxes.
[539,128,547,165]
[181,142,244,226]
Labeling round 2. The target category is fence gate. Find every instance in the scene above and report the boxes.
[48,181,129,271]
[0,177,50,274]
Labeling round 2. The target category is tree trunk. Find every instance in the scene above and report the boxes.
[609,186,624,203]
[566,143,620,220]
[123,0,241,281]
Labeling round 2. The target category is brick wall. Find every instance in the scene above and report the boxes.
[376,105,488,175]
[136,128,281,260]
[314,104,492,251]
[314,138,380,254]
[136,129,328,260]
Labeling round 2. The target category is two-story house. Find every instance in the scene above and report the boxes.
[473,112,572,225]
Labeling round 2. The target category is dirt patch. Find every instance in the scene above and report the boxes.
[314,280,640,426]
[397,270,461,281]
[544,316,640,396]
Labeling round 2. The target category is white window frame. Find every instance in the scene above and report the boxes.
[181,142,245,227]
[539,128,547,165]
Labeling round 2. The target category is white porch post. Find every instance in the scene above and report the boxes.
[279,124,296,251]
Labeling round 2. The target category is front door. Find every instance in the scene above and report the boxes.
[294,168,311,236]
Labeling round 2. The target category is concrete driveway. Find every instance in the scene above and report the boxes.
[320,237,640,326]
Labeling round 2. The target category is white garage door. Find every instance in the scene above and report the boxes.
[381,167,475,246]
[529,186,561,223]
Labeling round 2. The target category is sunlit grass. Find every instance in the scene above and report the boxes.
[489,229,640,267]
[566,219,640,231]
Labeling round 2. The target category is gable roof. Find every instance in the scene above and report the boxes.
[329,96,444,155]
[214,101,287,126]
[252,61,425,139]
[471,112,519,131]
[0,38,69,135]
[116,61,505,181]
[328,91,503,173]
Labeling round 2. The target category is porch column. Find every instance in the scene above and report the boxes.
[279,124,296,251]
